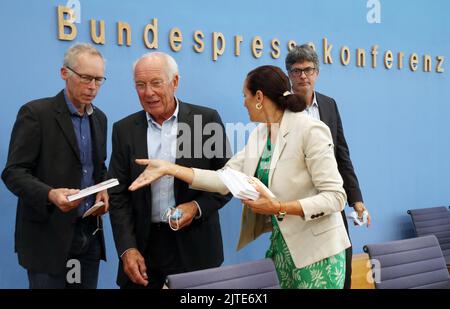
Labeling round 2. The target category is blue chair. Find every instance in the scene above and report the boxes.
[363,235,450,289]
[407,206,450,265]
[166,258,280,289]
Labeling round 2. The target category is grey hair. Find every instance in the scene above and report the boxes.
[63,42,104,69]
[132,52,179,81]
[285,44,320,72]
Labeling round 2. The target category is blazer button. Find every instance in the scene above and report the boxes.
[320,212,324,216]
[311,215,316,219]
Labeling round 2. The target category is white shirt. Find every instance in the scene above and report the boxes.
[303,92,320,120]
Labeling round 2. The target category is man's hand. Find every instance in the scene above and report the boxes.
[91,189,109,216]
[48,188,82,213]
[171,201,199,230]
[121,248,148,286]
[353,201,371,227]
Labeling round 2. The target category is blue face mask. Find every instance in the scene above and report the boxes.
[161,207,184,231]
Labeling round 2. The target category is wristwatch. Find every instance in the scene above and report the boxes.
[277,211,286,221]
[277,201,286,221]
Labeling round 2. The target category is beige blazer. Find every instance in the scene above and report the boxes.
[191,110,351,268]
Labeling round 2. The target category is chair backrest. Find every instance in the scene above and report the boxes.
[166,258,280,289]
[407,206,450,265]
[363,235,450,289]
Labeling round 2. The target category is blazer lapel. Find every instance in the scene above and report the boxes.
[316,92,331,125]
[268,111,290,187]
[242,124,267,178]
[174,101,192,200]
[133,111,149,160]
[53,92,80,162]
[89,109,104,156]
[133,111,152,209]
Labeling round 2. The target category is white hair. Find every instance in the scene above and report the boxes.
[132,52,179,81]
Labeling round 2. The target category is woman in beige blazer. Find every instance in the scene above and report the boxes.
[129,65,350,288]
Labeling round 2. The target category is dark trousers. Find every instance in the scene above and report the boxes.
[341,210,352,289]
[122,222,185,289]
[27,216,102,289]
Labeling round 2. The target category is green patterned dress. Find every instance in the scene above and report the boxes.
[255,137,346,289]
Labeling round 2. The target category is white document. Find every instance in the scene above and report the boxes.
[67,178,119,202]
[217,168,275,200]
[82,201,105,218]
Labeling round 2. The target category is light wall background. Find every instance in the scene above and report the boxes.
[1,0,449,288]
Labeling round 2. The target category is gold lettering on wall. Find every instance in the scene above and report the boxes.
[212,32,225,61]
[423,54,431,72]
[371,45,378,68]
[384,50,393,69]
[143,18,158,49]
[252,36,263,58]
[287,40,297,51]
[53,7,444,73]
[356,48,366,67]
[397,52,404,69]
[193,30,205,53]
[57,6,77,41]
[117,22,131,46]
[271,38,280,59]
[323,38,333,64]
[410,53,418,71]
[436,56,444,73]
[235,35,243,56]
[90,20,105,44]
[169,28,183,52]
[340,46,350,65]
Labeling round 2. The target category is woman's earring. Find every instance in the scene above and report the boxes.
[255,103,262,110]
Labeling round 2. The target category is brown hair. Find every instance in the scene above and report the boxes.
[246,65,306,112]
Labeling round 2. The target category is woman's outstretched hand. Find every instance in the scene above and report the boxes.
[129,159,172,191]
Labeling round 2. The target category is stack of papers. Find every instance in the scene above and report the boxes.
[217,168,275,200]
[67,178,119,202]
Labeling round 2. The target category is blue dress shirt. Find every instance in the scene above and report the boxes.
[64,90,95,216]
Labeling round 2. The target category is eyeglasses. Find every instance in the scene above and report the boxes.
[66,66,106,86]
[289,67,316,77]
[135,80,167,92]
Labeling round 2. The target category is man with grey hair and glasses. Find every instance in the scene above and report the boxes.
[108,51,231,289]
[2,43,108,288]
[285,44,371,289]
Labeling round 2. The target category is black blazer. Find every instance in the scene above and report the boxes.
[316,92,363,205]
[1,90,108,275]
[108,100,232,287]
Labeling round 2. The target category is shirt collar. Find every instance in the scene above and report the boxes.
[146,96,180,126]
[64,89,94,116]
[310,92,318,109]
